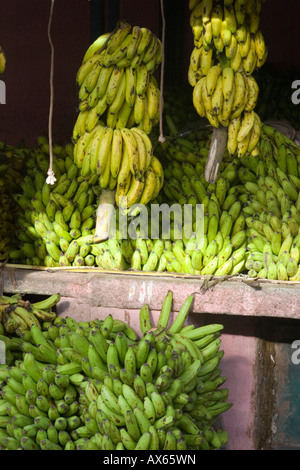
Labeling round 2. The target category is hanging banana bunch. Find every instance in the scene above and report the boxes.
[72,22,164,209]
[188,0,268,159]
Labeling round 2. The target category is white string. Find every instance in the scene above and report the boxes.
[46,0,56,185]
[158,0,166,143]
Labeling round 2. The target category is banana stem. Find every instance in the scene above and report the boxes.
[94,189,116,243]
[204,126,228,184]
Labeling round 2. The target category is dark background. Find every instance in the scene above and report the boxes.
[0,0,299,147]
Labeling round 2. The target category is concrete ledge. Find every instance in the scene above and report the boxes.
[2,265,300,319]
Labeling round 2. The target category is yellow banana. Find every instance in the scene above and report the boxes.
[82,32,110,63]
[224,5,237,33]
[110,128,123,179]
[135,64,149,96]
[244,75,259,112]
[205,64,222,96]
[193,76,206,117]
[126,25,142,60]
[125,66,137,108]
[119,175,144,209]
[139,166,157,205]
[121,128,139,178]
[117,145,131,188]
[247,112,261,154]
[222,67,235,101]
[106,67,125,105]
[237,110,255,143]
[96,65,114,99]
[131,127,153,171]
[231,71,247,115]
[227,115,242,155]
[242,37,257,75]
[146,77,160,121]
[200,46,214,76]
[96,126,114,176]
[106,22,132,55]
[211,75,223,116]
[134,93,146,124]
[211,4,223,37]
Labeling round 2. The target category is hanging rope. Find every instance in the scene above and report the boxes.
[158,0,166,143]
[46,0,56,185]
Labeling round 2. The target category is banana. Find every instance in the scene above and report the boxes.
[244,75,259,112]
[205,64,222,97]
[126,25,142,60]
[106,67,125,106]
[124,66,137,108]
[146,77,160,121]
[106,22,132,56]
[120,128,139,178]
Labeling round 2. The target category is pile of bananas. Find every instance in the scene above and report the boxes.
[0,291,231,450]
[188,0,267,158]
[0,293,60,338]
[9,137,105,267]
[242,125,300,280]
[0,142,28,260]
[72,22,164,208]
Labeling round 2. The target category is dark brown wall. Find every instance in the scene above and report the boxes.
[0,0,90,147]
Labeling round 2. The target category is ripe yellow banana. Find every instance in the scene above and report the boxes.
[222,67,235,101]
[193,76,206,117]
[106,67,125,105]
[110,128,123,179]
[227,115,242,155]
[205,64,222,96]
[139,166,157,205]
[125,66,137,108]
[244,75,259,112]
[237,110,255,143]
[146,78,160,121]
[96,127,114,176]
[120,128,139,178]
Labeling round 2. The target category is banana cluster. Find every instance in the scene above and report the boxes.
[188,0,267,158]
[0,294,60,336]
[75,22,162,137]
[189,0,267,85]
[241,125,300,280]
[193,66,260,154]
[73,22,163,208]
[0,291,231,450]
[0,143,28,260]
[73,123,164,208]
[10,138,104,268]
[0,46,6,74]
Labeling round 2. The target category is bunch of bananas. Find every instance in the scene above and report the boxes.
[73,123,164,209]
[0,142,28,260]
[0,291,231,450]
[72,22,163,209]
[240,125,300,280]
[0,46,6,74]
[9,137,105,267]
[188,0,267,158]
[0,294,60,338]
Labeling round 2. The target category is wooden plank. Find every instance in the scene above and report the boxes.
[2,265,300,319]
